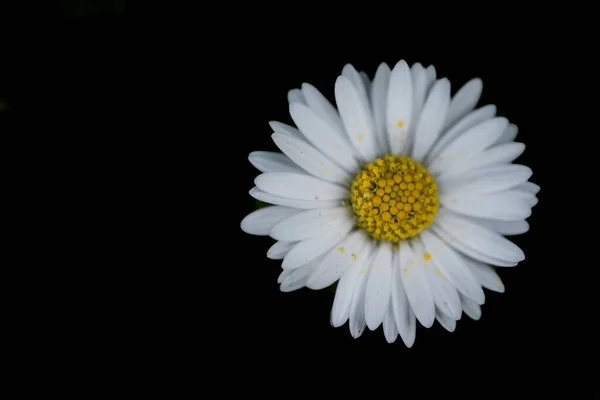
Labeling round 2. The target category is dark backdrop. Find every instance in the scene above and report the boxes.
[1,1,589,394]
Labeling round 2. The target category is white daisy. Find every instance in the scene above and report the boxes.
[241,60,539,345]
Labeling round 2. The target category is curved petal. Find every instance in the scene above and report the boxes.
[360,71,371,99]
[464,258,505,293]
[365,242,393,330]
[330,240,375,327]
[391,250,417,347]
[464,216,529,236]
[307,230,368,290]
[412,78,451,162]
[436,142,525,182]
[386,60,413,154]
[407,63,428,153]
[289,102,359,172]
[429,117,509,174]
[420,229,485,305]
[270,206,351,241]
[436,308,457,332]
[255,172,348,201]
[348,250,373,338]
[399,240,435,328]
[249,187,340,210]
[240,206,302,236]
[426,105,497,165]
[495,123,518,145]
[282,217,354,269]
[271,133,351,184]
[443,78,483,130]
[301,82,346,136]
[335,75,378,161]
[267,241,297,260]
[441,191,532,221]
[248,151,305,174]
[280,255,323,292]
[460,293,482,320]
[269,121,304,140]
[287,88,305,105]
[433,209,525,266]
[439,164,533,196]
[382,304,398,343]
[370,63,391,154]
[412,237,462,320]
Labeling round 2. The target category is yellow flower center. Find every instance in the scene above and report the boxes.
[349,154,439,243]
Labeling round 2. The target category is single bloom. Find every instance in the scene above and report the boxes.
[241,60,539,345]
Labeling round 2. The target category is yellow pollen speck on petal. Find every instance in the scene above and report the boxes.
[351,253,357,261]
[349,154,439,243]
[357,133,364,141]
[338,246,345,253]
[397,120,404,128]
[423,252,432,261]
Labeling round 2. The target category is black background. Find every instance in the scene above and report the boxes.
[1,0,591,394]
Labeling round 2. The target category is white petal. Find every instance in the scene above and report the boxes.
[370,63,391,154]
[426,105,497,165]
[365,242,393,330]
[431,223,516,268]
[399,240,435,328]
[518,181,541,195]
[425,65,436,92]
[248,151,306,174]
[441,191,532,221]
[436,142,525,182]
[439,164,533,197]
[255,172,347,201]
[335,75,378,161]
[460,294,482,320]
[386,60,413,154]
[240,206,302,236]
[348,250,372,339]
[307,230,368,290]
[465,217,529,236]
[270,206,351,241]
[420,229,485,305]
[280,256,322,292]
[391,250,417,347]
[331,240,375,327]
[301,82,347,136]
[464,258,505,293]
[412,78,451,162]
[249,187,340,209]
[433,209,525,266]
[436,308,456,332]
[429,117,508,175]
[342,64,369,102]
[287,88,306,105]
[271,133,351,184]
[267,241,297,260]
[407,63,429,153]
[289,102,359,172]
[282,217,354,269]
[269,121,304,140]
[382,304,398,343]
[495,124,518,145]
[412,237,462,320]
[360,71,371,97]
[278,268,293,284]
[444,78,483,130]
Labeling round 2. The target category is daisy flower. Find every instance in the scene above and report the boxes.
[240,60,539,345]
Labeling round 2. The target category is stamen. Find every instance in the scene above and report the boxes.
[349,154,439,243]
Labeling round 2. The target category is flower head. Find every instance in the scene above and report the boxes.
[241,60,539,345]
